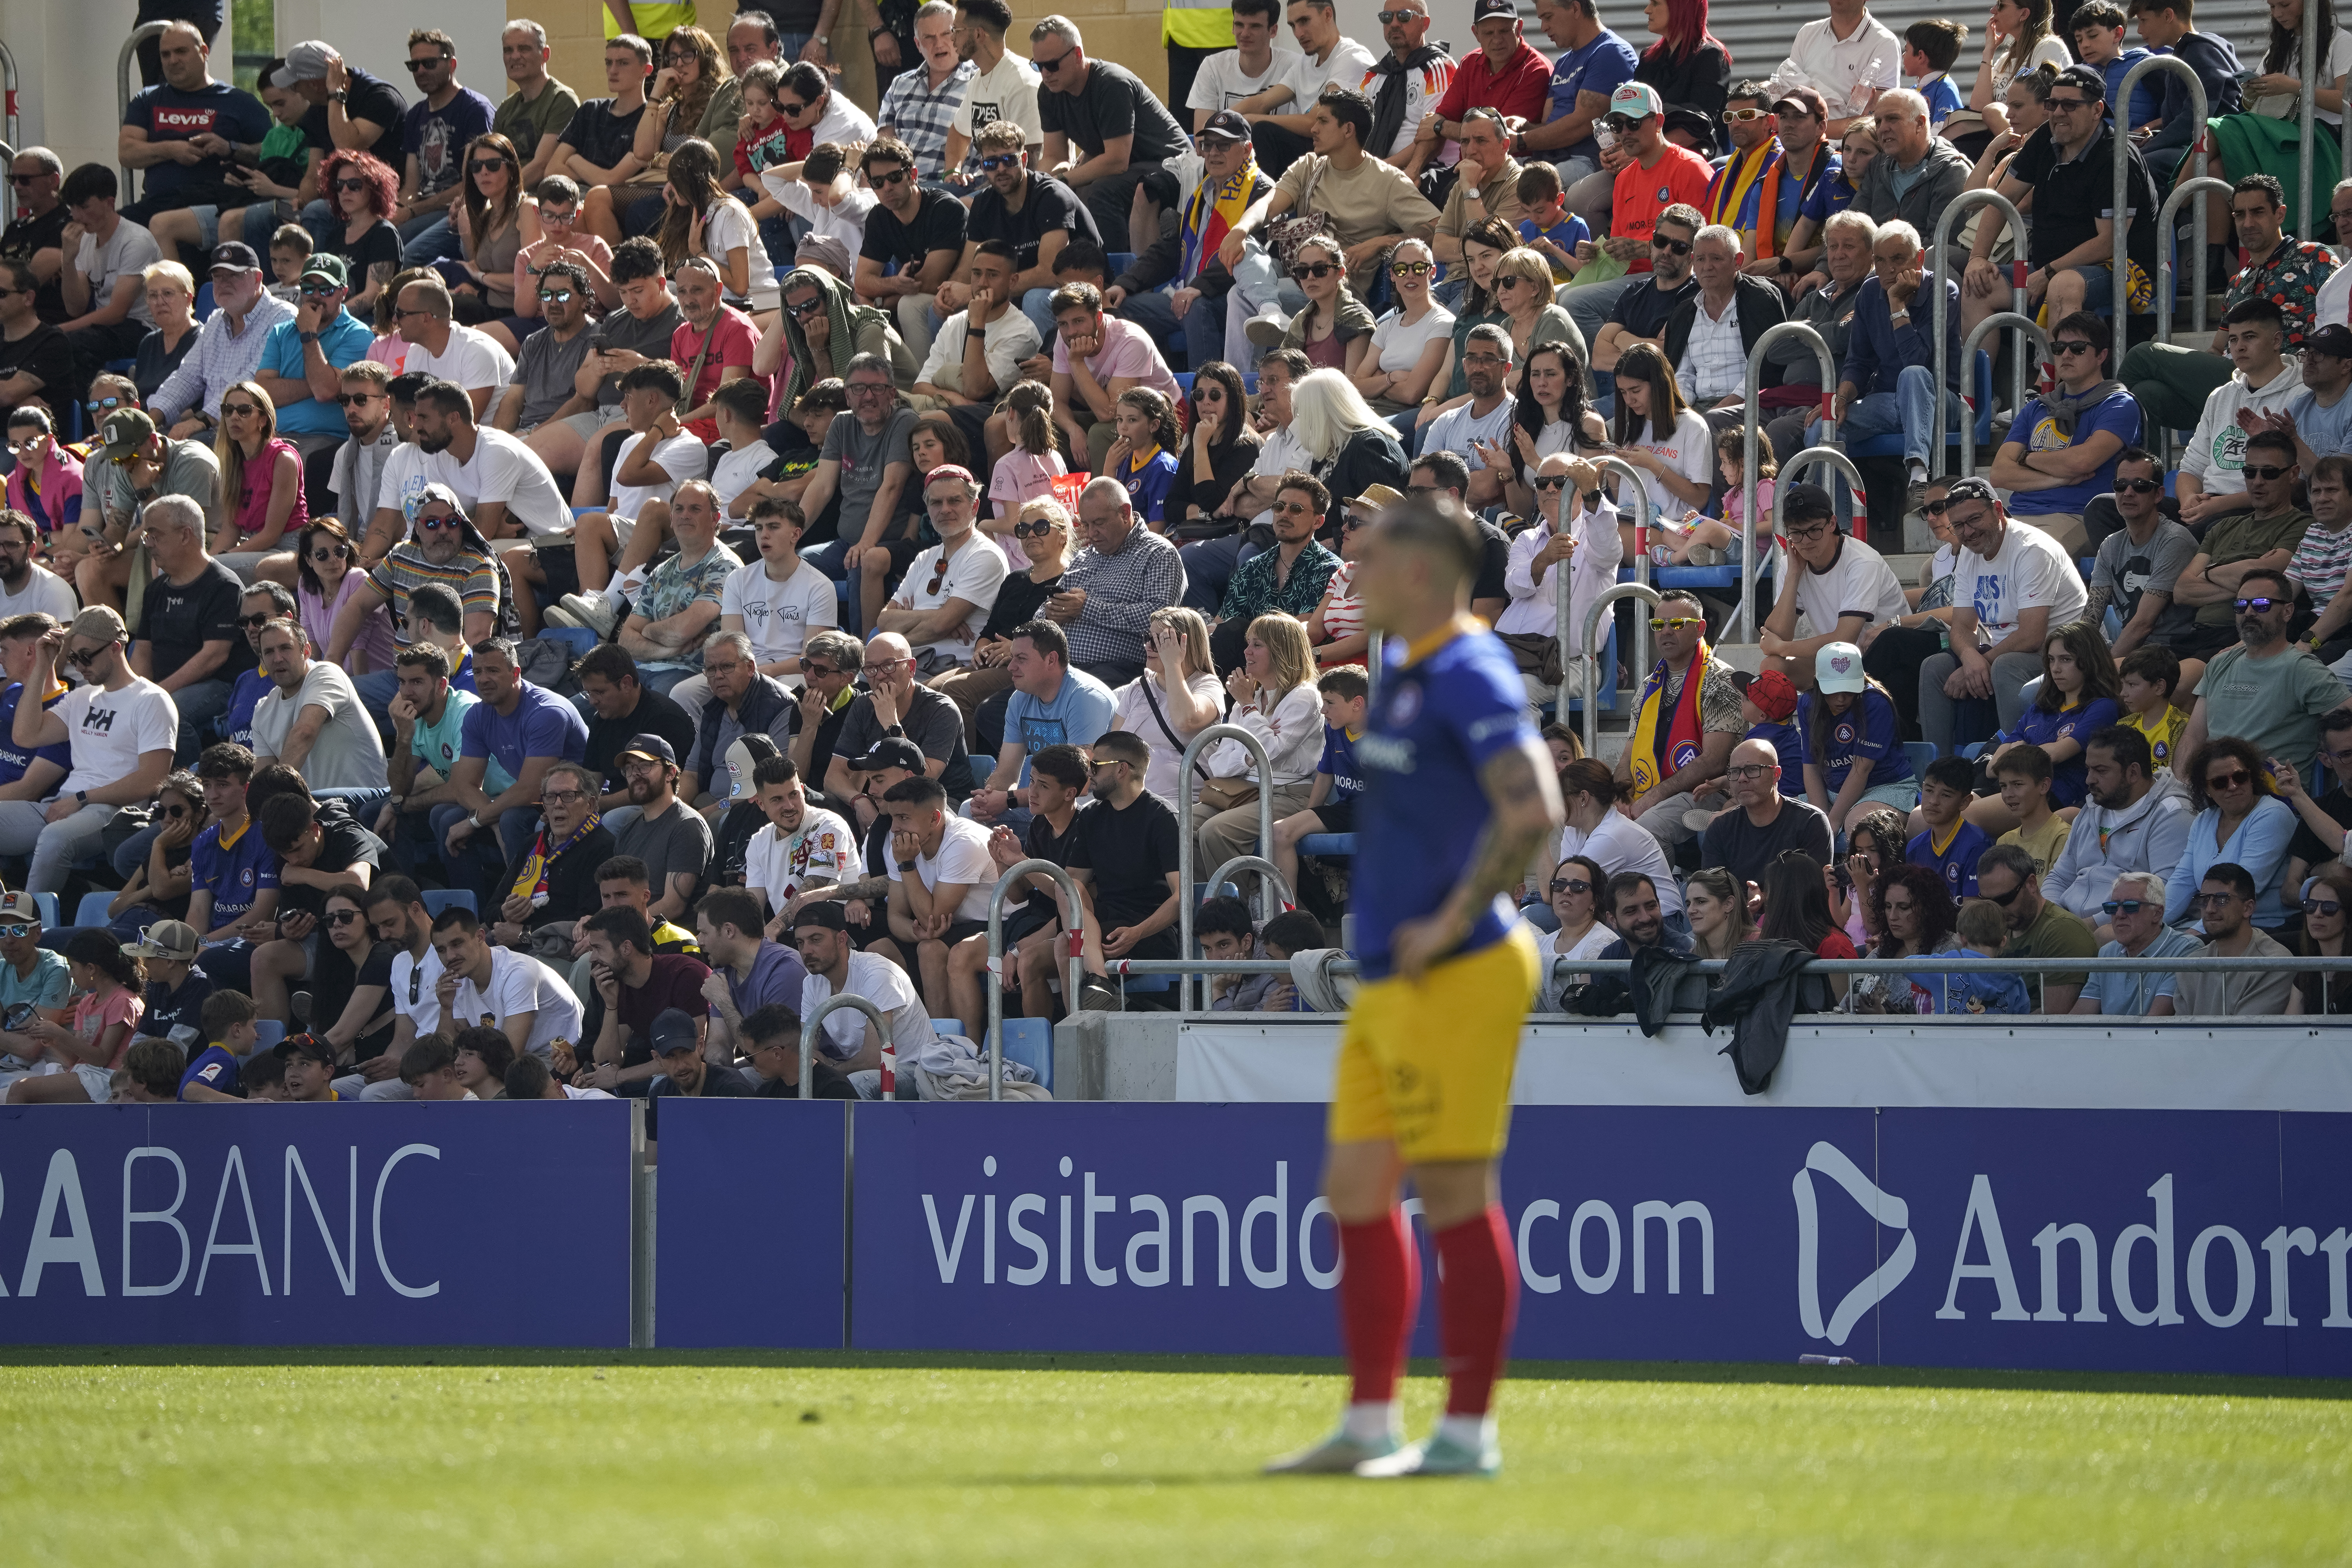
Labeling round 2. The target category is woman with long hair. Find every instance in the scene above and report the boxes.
[134,261,199,403]
[1168,361,1259,535]
[1552,755,1686,924]
[931,495,1076,746]
[1632,0,1732,143]
[1844,806,1909,949]
[1798,655,1919,833]
[1536,853,1616,1009]
[1262,233,1375,377]
[1108,606,1224,809]
[596,23,730,245]
[1864,862,1960,1013]
[5,931,147,1104]
[1685,865,1754,961]
[1353,238,1454,421]
[211,381,305,575]
[1966,0,2070,141]
[1193,613,1327,903]
[2289,863,2352,1016]
[316,150,403,314]
[2167,736,2299,929]
[296,518,396,676]
[2192,0,2348,240]
[446,132,529,329]
[1287,368,1410,537]
[297,882,398,1064]
[3,407,82,546]
[1103,387,1183,528]
[880,414,971,579]
[1610,341,1714,517]
[1417,216,1517,438]
[657,138,777,312]
[1760,849,1858,998]
[1503,341,1607,514]
[1992,622,2121,814]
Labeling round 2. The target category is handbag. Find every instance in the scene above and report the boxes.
[1198,776,1260,811]
[1263,157,1339,276]
[1497,630,1566,686]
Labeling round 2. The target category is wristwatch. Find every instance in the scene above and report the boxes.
[298,330,320,344]
[328,89,348,104]
[74,790,87,807]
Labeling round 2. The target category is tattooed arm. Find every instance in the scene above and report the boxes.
[1388,737,1567,979]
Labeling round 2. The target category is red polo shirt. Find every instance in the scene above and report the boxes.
[1432,41,1554,127]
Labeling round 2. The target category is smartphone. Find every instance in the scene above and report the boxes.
[3,1002,35,1032]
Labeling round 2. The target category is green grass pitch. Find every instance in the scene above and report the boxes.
[6,1350,2349,1564]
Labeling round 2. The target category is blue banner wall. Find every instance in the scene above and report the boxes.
[654,1099,847,1349]
[0,1103,635,1346]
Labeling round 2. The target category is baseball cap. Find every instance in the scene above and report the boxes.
[1608,81,1664,122]
[70,604,127,646]
[2054,63,2107,101]
[793,900,849,932]
[209,241,261,275]
[1771,86,1828,121]
[2305,323,2352,359]
[1472,0,1518,18]
[275,1032,336,1064]
[617,733,679,768]
[0,891,40,926]
[299,253,349,288]
[650,1007,701,1057]
[276,42,334,86]
[1815,641,1868,695]
[725,732,781,800]
[1197,109,1250,144]
[1781,482,1837,524]
[100,407,156,462]
[1944,475,1999,508]
[123,920,199,961]
[1745,668,1800,722]
[1663,108,1717,146]
[846,737,926,774]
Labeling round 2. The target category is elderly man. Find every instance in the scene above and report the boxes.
[1617,588,1741,849]
[1028,15,1191,256]
[2170,863,2294,1017]
[145,241,296,441]
[1055,475,1186,687]
[1108,113,1272,375]
[1831,218,1961,515]
[128,493,243,762]
[1767,210,1875,464]
[1431,111,1526,265]
[1221,85,1440,310]
[1561,83,1713,347]
[824,632,971,827]
[1501,452,1621,715]
[1974,841,2097,1013]
[965,618,1115,837]
[1699,736,1834,888]
[682,631,797,810]
[2042,726,2192,925]
[1664,224,1787,424]
[878,3,976,184]
[1233,0,1379,180]
[1417,0,1551,177]
[0,606,178,892]
[329,483,506,715]
[616,481,741,696]
[493,20,581,189]
[247,614,389,794]
[1851,90,1969,259]
[1764,0,1898,138]
[1917,477,2088,754]
[1989,311,2143,555]
[2071,871,2198,1014]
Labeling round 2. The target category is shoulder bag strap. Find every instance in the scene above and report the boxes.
[1141,675,1210,779]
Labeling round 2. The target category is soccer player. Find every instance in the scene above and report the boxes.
[1265,499,1564,1479]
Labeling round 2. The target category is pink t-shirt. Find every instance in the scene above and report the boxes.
[73,986,145,1069]
[4,441,83,536]
[988,446,1068,571]
[303,567,398,671]
[1048,315,1183,408]
[1722,476,1776,530]
[233,437,309,539]
[367,334,409,371]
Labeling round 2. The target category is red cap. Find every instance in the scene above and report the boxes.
[1746,667,1799,722]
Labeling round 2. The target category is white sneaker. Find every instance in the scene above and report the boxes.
[1245,310,1290,349]
[557,591,620,637]
[1682,807,1719,833]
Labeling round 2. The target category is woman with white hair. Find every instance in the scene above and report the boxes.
[1286,368,1409,539]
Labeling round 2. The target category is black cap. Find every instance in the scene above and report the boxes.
[2305,323,2352,359]
[617,732,679,767]
[1472,0,1518,17]
[210,241,262,274]
[2056,63,2107,101]
[1197,109,1249,143]
[650,1007,701,1056]
[846,736,926,774]
[1663,108,1716,146]
[793,900,848,931]
[1782,482,1837,524]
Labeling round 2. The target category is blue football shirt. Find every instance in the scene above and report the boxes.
[178,1044,245,1100]
[1908,820,1991,899]
[190,818,279,925]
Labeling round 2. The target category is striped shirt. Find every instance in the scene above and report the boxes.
[367,541,503,644]
[2288,517,2352,605]
[878,59,976,179]
[148,292,298,424]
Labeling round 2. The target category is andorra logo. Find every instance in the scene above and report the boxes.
[1793,1141,1916,1345]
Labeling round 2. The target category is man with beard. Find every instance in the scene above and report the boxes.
[2041,726,2192,925]
[0,514,77,626]
[392,276,514,419]
[327,361,401,535]
[743,752,856,936]
[410,377,572,548]
[603,733,715,924]
[327,483,508,714]
[2174,567,2352,781]
[1105,112,1269,377]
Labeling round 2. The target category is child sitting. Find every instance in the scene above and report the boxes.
[768,143,875,258]
[1990,743,2071,875]
[1909,754,1993,898]
[267,222,313,302]
[242,1049,288,1101]
[178,987,259,1103]
[1660,428,1775,566]
[1514,162,1589,283]
[1270,665,1368,894]
[1256,911,1331,1013]
[1903,20,1968,126]
[1945,898,2032,1014]
[2117,645,2191,773]
[114,1040,187,1104]
[1200,895,1274,1012]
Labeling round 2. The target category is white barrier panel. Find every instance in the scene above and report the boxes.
[1174,1020,2352,1113]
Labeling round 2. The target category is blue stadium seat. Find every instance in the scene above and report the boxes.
[1173,371,1193,397]
[539,625,599,661]
[253,1019,285,1051]
[1904,741,1938,784]
[194,281,215,319]
[31,891,57,929]
[1844,350,1998,460]
[1000,1016,1053,1093]
[73,891,116,928]
[1298,833,1356,856]
[422,889,477,918]
[1105,252,1137,276]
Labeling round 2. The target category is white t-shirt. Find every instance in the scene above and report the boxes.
[0,564,79,624]
[248,661,390,789]
[1371,303,1455,377]
[745,806,857,909]
[1628,408,1715,520]
[2249,30,2352,125]
[1187,47,1298,115]
[1249,425,1311,530]
[376,442,436,521]
[78,221,163,330]
[1428,395,1517,472]
[389,946,446,1037]
[722,557,838,668]
[1793,536,1912,643]
[403,324,515,392]
[802,949,931,1060]
[768,176,877,254]
[611,429,711,523]
[892,533,1009,665]
[710,439,777,509]
[887,813,996,922]
[56,678,177,797]
[1556,809,1684,917]
[1536,921,1617,1011]
[951,53,1043,142]
[1953,519,2089,645]
[446,948,584,1061]
[429,426,571,537]
[916,307,1044,397]
[1278,39,1378,113]
[1111,670,1224,809]
[701,197,778,309]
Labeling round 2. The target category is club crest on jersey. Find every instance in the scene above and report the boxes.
[1670,738,1700,770]
[1834,721,1857,746]
[1386,685,1422,726]
[241,868,255,886]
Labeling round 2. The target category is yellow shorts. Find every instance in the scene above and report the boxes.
[1328,925,1540,1163]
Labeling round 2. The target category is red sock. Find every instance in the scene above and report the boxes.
[1336,1210,1419,1405]
[1433,1205,1518,1417]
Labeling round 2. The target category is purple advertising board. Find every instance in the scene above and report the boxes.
[653,1098,848,1349]
[0,1103,634,1346]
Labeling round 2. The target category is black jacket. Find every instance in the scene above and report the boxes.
[499,823,619,928]
[1114,168,1274,298]
[1662,274,1789,393]
[690,674,797,788]
[1319,426,1410,538]
[1566,941,1705,1031]
[1702,938,1830,1095]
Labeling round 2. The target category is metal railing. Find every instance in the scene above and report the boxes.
[1958,314,2052,478]
[0,40,17,229]
[1741,323,1836,641]
[1931,188,2030,476]
[1594,453,1654,681]
[1174,721,1275,1011]
[984,857,1086,1102]
[119,22,172,203]
[1207,854,1293,913]
[2300,0,2319,260]
[1581,580,1660,757]
[2114,54,2209,349]
[1775,444,1865,559]
[799,992,893,1100]
[2151,175,2236,464]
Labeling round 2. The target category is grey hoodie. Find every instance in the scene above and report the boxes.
[2042,772,2194,921]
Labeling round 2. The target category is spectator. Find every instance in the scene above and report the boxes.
[1423,327,1518,508]
[247,614,388,791]
[605,734,716,923]
[1067,725,1187,980]
[1855,861,1956,1013]
[2172,861,2295,1013]
[2,929,152,1103]
[1700,735,1834,888]
[2088,447,2198,658]
[2069,2,2160,129]
[2043,726,2193,923]
[2173,431,2312,660]
[1215,474,1341,660]
[444,1026,511,1100]
[170,973,253,1102]
[743,753,857,933]
[517,239,680,483]
[1524,0,1644,188]
[1103,607,1223,811]
[1026,15,1191,254]
[1183,351,1308,608]
[390,278,515,422]
[693,885,811,1058]
[0,461,81,617]
[1700,82,1794,263]
[1618,588,1739,849]
[430,904,583,1067]
[1586,203,1700,386]
[1222,83,1441,309]
[379,31,497,264]
[737,999,857,1098]
[1593,870,1694,962]
[1040,475,1183,688]
[784,629,865,802]
[1982,740,2063,869]
[2282,710,2352,894]
[860,134,973,359]
[1797,644,1916,831]
[0,611,71,810]
[1851,89,1970,250]
[1193,613,1326,897]
[1909,753,1991,898]
[323,361,399,535]
[574,900,713,1094]
[612,486,740,694]
[1959,0,2071,146]
[58,164,164,405]
[249,804,388,1029]
[1916,477,2087,754]
[492,21,581,188]
[1265,663,1367,892]
[1109,120,1270,377]
[441,637,591,895]
[2166,735,2298,931]
[824,633,972,822]
[2124,643,2198,787]
[676,634,795,809]
[1759,847,1860,984]
[554,36,661,244]
[877,773,993,1017]
[1419,0,1552,177]
[2288,863,2352,1016]
[1624,0,1732,159]
[1760,484,1911,681]
[943,122,1101,350]
[2126,0,2245,183]
[1533,852,1614,1009]
[872,464,1007,675]
[2280,330,2352,488]
[375,642,473,860]
[0,149,69,327]
[1766,0,1899,137]
[1231,0,1383,181]
[965,618,1115,833]
[2073,870,2198,1014]
[1973,840,2094,1011]
[492,261,597,434]
[1551,755,1685,924]
[483,760,615,950]
[1428,112,1529,269]
[792,897,947,1082]
[1820,220,1961,514]
[0,890,69,1083]
[117,493,240,762]
[0,260,75,420]
[2177,568,2352,781]
[791,354,918,622]
[1501,453,1621,716]
[1607,342,1713,520]
[1562,83,1715,345]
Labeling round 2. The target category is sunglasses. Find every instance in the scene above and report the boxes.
[335,392,380,406]
[1648,616,1704,631]
[417,514,463,531]
[86,396,126,413]
[309,544,352,562]
[2045,95,2096,111]
[1291,262,1338,281]
[1602,114,1638,133]
[539,289,575,303]
[778,99,810,115]
[2307,898,2347,917]
[1031,50,1070,72]
[2243,465,2293,481]
[326,908,365,927]
[2233,597,2282,613]
[161,804,190,818]
[2100,899,2149,915]
[786,297,828,318]
[1984,882,2026,906]
[2051,339,2096,356]
[65,641,113,668]
[871,167,911,188]
[1651,236,1693,255]
[5,173,42,186]
[1012,519,1058,538]
[924,559,949,595]
[1550,878,1592,895]
[803,662,840,679]
[405,56,451,72]
[1376,7,1423,19]
[298,281,341,297]
[1920,498,1949,515]
[2206,769,2253,789]
[977,154,1020,170]
[1391,260,1434,277]
[2117,477,2161,494]
[0,924,32,939]
[1533,475,1570,491]
[1273,501,1315,516]
[1723,107,1768,121]
[335,178,372,192]
[221,402,260,419]
[238,612,275,628]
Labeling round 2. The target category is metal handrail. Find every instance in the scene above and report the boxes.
[0,40,17,228]
[1957,313,2051,477]
[984,857,1086,1102]
[1174,720,1276,1011]
[1771,445,1864,592]
[799,991,893,1101]
[0,140,14,232]
[1581,581,1660,757]
[119,22,172,202]
[1206,855,1293,915]
[1932,188,2030,478]
[2113,54,2208,348]
[1742,323,1836,641]
[2300,0,2319,261]
[1594,454,1653,679]
[2151,176,2236,465]
[1109,953,2352,977]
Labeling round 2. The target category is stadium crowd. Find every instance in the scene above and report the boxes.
[0,0,2348,1114]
